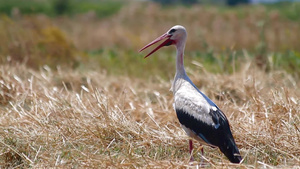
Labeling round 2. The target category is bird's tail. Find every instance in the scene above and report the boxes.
[219,136,242,163]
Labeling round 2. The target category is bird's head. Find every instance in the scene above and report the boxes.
[139,25,187,58]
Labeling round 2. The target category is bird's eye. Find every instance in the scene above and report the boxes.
[169,29,176,34]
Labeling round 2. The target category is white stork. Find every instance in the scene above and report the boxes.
[139,25,242,163]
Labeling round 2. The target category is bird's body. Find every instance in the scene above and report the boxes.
[173,73,241,163]
[140,25,242,163]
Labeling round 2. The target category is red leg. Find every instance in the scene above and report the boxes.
[200,145,204,155]
[199,144,204,166]
[189,139,194,162]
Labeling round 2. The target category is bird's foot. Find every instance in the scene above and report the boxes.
[189,156,194,163]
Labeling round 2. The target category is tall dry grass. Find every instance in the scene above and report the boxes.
[57,3,300,52]
[1,3,299,78]
[0,2,299,168]
[0,15,80,69]
[0,61,299,168]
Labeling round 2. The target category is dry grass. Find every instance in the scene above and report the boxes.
[0,60,299,168]
[0,15,80,69]
[1,3,300,77]
[0,2,299,168]
[56,3,300,52]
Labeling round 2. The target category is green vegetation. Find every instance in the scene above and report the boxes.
[0,0,53,16]
[0,0,123,18]
[67,0,123,18]
[264,2,300,21]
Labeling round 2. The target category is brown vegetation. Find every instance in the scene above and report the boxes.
[0,2,299,168]
[60,3,300,52]
[0,62,299,168]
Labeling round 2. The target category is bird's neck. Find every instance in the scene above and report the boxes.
[175,42,186,76]
[172,42,188,94]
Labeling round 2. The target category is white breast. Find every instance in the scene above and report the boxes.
[172,75,219,125]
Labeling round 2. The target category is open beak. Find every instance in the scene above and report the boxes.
[139,33,173,58]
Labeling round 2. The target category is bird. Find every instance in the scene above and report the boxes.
[139,25,242,163]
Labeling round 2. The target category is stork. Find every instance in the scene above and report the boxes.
[139,25,242,163]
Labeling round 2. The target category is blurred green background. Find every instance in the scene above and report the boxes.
[0,0,299,79]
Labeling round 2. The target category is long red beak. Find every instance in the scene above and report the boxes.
[139,33,173,58]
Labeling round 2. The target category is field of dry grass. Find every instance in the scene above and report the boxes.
[1,61,299,168]
[0,2,300,168]
[59,3,300,52]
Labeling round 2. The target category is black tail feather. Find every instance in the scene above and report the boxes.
[219,137,242,163]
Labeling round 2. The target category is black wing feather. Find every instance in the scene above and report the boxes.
[176,108,242,163]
